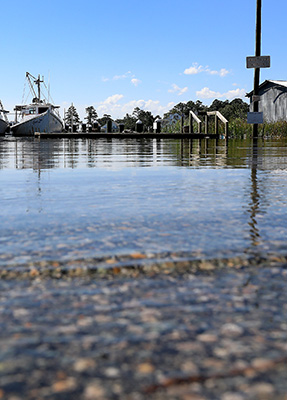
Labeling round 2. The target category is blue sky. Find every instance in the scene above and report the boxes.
[1,0,286,121]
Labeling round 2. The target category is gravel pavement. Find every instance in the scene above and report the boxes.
[0,258,287,399]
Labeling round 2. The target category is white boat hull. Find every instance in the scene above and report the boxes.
[11,108,63,135]
[0,118,8,135]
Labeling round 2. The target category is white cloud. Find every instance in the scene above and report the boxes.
[196,87,246,100]
[102,71,133,82]
[94,95,174,119]
[184,63,204,75]
[184,63,231,77]
[207,70,217,75]
[113,71,132,80]
[103,94,124,104]
[131,78,141,87]
[121,99,174,116]
[97,94,124,115]
[224,88,246,99]
[207,68,230,77]
[196,87,222,99]
[168,83,188,96]
[102,73,142,87]
[219,68,230,77]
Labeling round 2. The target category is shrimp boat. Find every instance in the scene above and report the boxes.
[11,72,63,136]
[0,100,9,135]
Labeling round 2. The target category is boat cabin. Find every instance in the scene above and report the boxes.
[14,103,59,122]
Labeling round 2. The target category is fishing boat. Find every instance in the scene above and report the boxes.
[11,72,63,136]
[0,100,9,134]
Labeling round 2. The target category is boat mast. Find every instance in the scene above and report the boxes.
[26,72,44,102]
[36,74,43,101]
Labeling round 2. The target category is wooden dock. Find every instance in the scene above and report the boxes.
[32,109,228,140]
[34,131,221,139]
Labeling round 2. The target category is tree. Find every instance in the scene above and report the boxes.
[208,99,229,112]
[98,114,112,126]
[163,100,207,120]
[163,98,249,123]
[85,106,98,126]
[116,113,136,130]
[64,104,80,125]
[208,98,249,120]
[223,98,249,120]
[132,107,154,131]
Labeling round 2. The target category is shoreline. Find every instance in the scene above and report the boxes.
[1,252,287,280]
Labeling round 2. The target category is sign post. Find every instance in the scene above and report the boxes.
[247,112,263,124]
[246,56,270,69]
[253,0,262,137]
[246,1,271,135]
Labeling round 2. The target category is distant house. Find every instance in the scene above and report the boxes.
[162,113,181,127]
[101,120,119,132]
[246,80,287,122]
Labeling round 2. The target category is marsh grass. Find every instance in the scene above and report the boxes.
[260,120,287,137]
[229,119,287,138]
[163,118,287,138]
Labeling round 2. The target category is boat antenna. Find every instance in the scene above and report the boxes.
[48,71,50,103]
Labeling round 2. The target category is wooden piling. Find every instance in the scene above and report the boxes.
[205,115,208,135]
[215,115,219,135]
[189,113,193,134]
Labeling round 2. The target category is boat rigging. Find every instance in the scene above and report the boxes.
[26,72,44,103]
[11,71,63,135]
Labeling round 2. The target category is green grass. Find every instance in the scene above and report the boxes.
[229,119,287,138]
[229,118,252,138]
[162,118,287,138]
[260,120,287,137]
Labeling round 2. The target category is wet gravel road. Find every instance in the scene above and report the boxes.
[0,259,287,400]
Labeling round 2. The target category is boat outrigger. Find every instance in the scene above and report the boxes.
[11,72,63,136]
[0,100,9,135]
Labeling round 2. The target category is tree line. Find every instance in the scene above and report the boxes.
[163,98,249,121]
[64,98,249,130]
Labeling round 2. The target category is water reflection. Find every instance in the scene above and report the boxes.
[248,137,261,248]
[1,136,287,269]
[0,136,260,170]
[0,136,236,170]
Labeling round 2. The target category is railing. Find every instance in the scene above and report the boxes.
[188,110,202,134]
[188,110,228,137]
[207,111,228,137]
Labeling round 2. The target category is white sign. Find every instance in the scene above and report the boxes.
[246,56,271,69]
[252,95,261,103]
[247,112,263,124]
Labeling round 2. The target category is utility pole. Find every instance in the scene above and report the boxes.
[246,0,270,135]
[253,0,262,137]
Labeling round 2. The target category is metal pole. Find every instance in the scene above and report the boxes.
[253,0,262,137]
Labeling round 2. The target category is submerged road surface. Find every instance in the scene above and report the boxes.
[0,258,287,399]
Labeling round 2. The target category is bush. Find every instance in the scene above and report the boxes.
[260,121,287,137]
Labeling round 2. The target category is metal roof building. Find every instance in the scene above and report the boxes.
[246,80,287,122]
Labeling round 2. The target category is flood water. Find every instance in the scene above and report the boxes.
[1,136,287,271]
